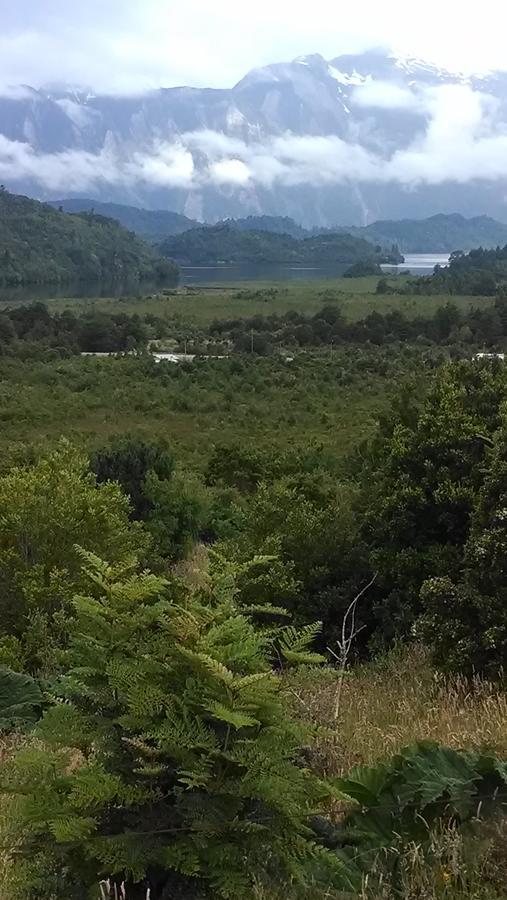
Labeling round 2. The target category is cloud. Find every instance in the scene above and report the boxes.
[0,84,35,100]
[2,0,507,95]
[3,83,507,195]
[210,159,251,185]
[351,80,417,109]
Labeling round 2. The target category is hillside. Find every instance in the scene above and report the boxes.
[357,214,507,253]
[159,223,402,265]
[48,198,199,242]
[0,190,179,285]
[225,212,507,253]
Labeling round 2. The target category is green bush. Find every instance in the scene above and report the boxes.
[1,553,349,899]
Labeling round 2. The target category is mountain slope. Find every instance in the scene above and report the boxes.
[47,199,199,241]
[0,189,178,285]
[4,51,507,225]
[355,214,507,253]
[225,213,507,252]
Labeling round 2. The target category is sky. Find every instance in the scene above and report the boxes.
[1,0,507,94]
[3,0,507,202]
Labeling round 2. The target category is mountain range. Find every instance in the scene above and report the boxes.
[3,50,507,225]
[48,199,507,253]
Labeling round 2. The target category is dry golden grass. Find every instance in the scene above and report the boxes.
[285,644,507,777]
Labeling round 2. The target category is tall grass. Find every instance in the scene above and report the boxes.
[285,644,507,778]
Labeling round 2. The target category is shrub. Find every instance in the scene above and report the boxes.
[1,553,348,899]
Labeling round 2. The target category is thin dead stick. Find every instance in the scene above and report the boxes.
[327,573,377,722]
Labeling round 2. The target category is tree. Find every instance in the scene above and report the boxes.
[419,417,507,675]
[91,436,174,520]
[0,442,149,671]
[361,361,507,642]
[216,476,369,646]
[2,553,347,899]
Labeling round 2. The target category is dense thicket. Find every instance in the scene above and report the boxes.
[208,296,507,351]
[0,189,178,285]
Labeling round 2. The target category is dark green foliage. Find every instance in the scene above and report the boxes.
[359,360,507,642]
[214,472,371,648]
[223,215,308,239]
[208,296,507,350]
[91,435,213,560]
[382,244,507,297]
[343,261,382,278]
[419,418,507,675]
[335,741,507,880]
[0,189,178,285]
[2,553,348,899]
[91,436,174,520]
[0,303,150,355]
[160,223,401,265]
[0,443,148,670]
[0,667,43,730]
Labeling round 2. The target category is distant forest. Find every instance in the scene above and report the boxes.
[380,245,507,297]
[159,223,402,266]
[0,189,179,286]
[48,198,507,253]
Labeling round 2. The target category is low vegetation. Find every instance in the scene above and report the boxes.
[2,262,507,897]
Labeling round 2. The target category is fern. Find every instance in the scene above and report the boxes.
[0,666,44,730]
[2,554,346,899]
[277,622,326,666]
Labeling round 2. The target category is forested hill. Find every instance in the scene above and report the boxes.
[222,215,308,239]
[44,201,507,256]
[159,223,403,265]
[0,189,179,285]
[48,198,199,242]
[228,213,507,253]
[356,214,507,253]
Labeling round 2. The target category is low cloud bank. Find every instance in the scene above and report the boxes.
[2,84,507,195]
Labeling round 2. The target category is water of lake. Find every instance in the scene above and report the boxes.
[0,255,451,303]
[381,254,451,275]
[182,255,450,283]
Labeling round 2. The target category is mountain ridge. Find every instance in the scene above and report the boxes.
[43,200,507,253]
[3,50,507,225]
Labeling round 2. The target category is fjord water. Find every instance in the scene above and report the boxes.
[0,255,450,302]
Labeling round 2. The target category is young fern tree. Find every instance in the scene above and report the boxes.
[2,552,350,899]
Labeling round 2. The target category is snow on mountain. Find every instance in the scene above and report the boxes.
[2,50,507,226]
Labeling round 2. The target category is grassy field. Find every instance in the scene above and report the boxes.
[11,276,495,327]
[287,645,507,777]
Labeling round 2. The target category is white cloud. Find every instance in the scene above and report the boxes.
[351,80,418,110]
[2,0,507,94]
[209,159,251,185]
[3,83,507,193]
